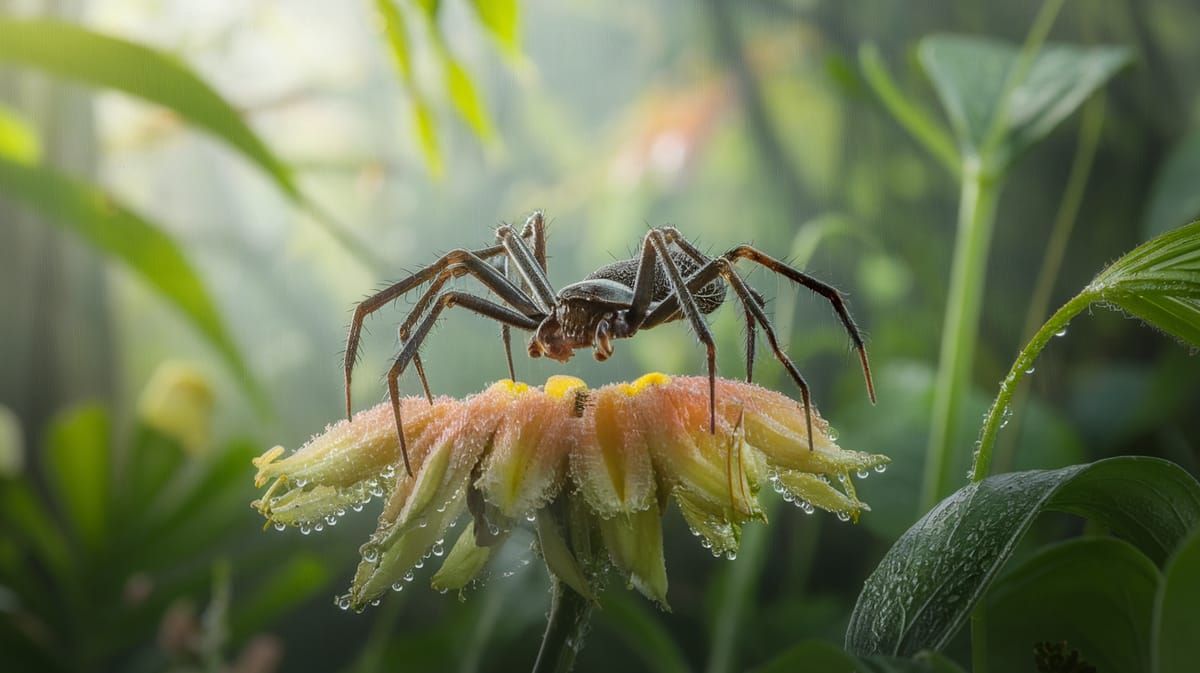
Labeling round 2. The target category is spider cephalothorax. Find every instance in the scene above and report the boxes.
[344,211,875,476]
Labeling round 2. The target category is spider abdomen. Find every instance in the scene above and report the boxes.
[587,251,726,315]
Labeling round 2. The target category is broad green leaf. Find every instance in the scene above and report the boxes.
[0,18,298,200]
[0,157,264,408]
[1085,220,1200,349]
[986,538,1158,673]
[918,35,1130,171]
[1154,525,1200,673]
[845,457,1200,657]
[1146,133,1200,240]
[0,103,39,164]
[44,405,110,553]
[468,0,520,58]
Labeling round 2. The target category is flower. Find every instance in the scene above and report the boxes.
[252,374,889,611]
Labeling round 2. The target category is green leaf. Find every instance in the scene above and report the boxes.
[441,51,496,143]
[986,538,1158,673]
[1154,525,1200,673]
[44,405,110,553]
[0,18,298,200]
[845,457,1200,657]
[468,0,520,58]
[0,103,40,164]
[0,157,264,409]
[374,0,444,176]
[1085,219,1200,349]
[858,43,959,175]
[1146,133,1200,240]
[918,35,1130,171]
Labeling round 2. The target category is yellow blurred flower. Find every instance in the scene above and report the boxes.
[252,374,888,611]
[137,361,215,455]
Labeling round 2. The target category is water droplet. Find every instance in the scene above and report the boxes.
[438,587,448,595]
[294,478,308,488]
[827,427,840,441]
[414,559,425,569]
[801,501,815,515]
[382,464,396,479]
[856,468,870,479]
[403,571,414,582]
[874,464,887,474]
[325,514,338,526]
[370,484,385,498]
[351,502,364,512]
[1054,327,1068,337]
[361,543,380,563]
[299,523,312,535]
[525,512,537,523]
[432,540,445,557]
[392,582,405,592]
[336,594,351,610]
[487,523,500,536]
[417,517,428,529]
[724,550,737,561]
[370,598,381,607]
[1024,366,1035,374]
[313,522,324,532]
[273,521,286,532]
[836,510,851,522]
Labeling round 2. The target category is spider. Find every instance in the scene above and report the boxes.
[344,211,876,476]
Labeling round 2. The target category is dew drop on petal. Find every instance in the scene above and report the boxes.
[874,464,887,473]
[299,523,312,535]
[361,543,380,563]
[273,521,286,532]
[432,540,445,557]
[1054,327,1068,337]
[857,468,870,479]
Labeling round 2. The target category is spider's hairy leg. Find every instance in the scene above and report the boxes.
[642,229,719,434]
[725,245,876,405]
[387,291,541,475]
[497,212,550,382]
[649,230,821,449]
[344,244,539,421]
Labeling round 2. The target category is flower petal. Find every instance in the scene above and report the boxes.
[598,508,669,607]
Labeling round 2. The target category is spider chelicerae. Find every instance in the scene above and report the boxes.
[344,211,876,476]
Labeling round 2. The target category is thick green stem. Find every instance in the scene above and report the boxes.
[531,576,593,673]
[970,292,1093,481]
[920,158,1002,512]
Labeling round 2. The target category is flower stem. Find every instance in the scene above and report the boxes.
[531,576,593,673]
[920,158,1001,512]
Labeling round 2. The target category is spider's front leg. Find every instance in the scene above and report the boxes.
[387,292,541,475]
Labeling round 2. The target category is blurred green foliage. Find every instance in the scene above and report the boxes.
[2,0,1200,671]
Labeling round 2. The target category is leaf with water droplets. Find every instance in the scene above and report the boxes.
[845,456,1200,656]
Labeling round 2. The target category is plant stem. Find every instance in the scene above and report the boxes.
[970,291,1092,481]
[531,576,593,673]
[994,97,1105,473]
[920,158,1001,512]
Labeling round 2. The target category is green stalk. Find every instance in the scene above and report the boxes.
[531,576,593,673]
[920,158,1002,512]
[970,291,1092,481]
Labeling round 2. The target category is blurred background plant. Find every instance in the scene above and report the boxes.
[1,0,1199,671]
